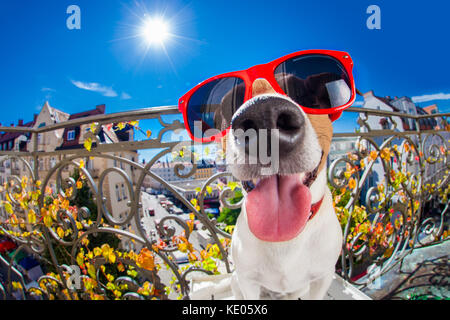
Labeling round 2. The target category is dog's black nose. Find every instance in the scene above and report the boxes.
[231,94,305,155]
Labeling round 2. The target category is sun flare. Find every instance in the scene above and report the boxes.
[140,17,170,45]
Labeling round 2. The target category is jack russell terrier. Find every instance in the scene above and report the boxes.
[179,50,356,299]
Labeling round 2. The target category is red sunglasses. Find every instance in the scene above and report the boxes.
[178,49,356,143]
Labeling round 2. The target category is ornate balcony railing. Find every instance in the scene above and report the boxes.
[0,105,448,300]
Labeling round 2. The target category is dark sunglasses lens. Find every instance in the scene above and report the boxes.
[187,77,245,139]
[274,55,352,109]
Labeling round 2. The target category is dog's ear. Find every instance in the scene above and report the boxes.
[306,114,333,173]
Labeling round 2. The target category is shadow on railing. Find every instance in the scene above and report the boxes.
[0,105,448,300]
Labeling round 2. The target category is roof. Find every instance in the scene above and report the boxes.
[0,120,35,148]
[373,95,402,112]
[57,104,106,150]
[422,104,438,114]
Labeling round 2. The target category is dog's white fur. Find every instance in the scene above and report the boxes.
[230,169,342,299]
[227,94,343,300]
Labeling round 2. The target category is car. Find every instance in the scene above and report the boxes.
[172,251,189,265]
[148,209,155,216]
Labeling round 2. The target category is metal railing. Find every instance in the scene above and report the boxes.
[0,105,448,300]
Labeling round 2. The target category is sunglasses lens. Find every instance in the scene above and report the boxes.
[274,54,352,110]
[187,77,245,139]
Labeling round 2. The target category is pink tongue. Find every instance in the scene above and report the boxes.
[246,175,312,242]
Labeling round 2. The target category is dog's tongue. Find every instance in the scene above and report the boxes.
[246,175,312,242]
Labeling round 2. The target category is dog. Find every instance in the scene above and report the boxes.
[223,77,343,300]
[181,51,353,300]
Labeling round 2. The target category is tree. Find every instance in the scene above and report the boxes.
[216,189,243,226]
[70,169,120,250]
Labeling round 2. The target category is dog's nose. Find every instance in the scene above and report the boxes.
[231,79,305,155]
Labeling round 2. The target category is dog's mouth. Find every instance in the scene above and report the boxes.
[242,156,322,242]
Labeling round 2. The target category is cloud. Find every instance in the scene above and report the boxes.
[411,92,450,103]
[121,92,132,100]
[71,80,118,97]
[41,87,56,92]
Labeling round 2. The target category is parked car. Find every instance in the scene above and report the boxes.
[172,251,189,265]
[148,209,155,216]
[0,240,17,254]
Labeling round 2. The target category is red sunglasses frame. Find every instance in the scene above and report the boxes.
[178,49,356,143]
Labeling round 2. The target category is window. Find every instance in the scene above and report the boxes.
[119,155,124,169]
[122,183,127,200]
[116,185,121,201]
[8,141,13,149]
[67,130,76,141]
[50,157,56,168]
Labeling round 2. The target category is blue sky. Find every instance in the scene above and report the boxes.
[0,0,449,160]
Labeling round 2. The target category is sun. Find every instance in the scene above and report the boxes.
[140,17,170,46]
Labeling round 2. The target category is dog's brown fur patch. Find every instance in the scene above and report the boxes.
[306,114,333,173]
[252,78,277,96]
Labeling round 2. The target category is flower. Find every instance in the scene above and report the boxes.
[369,150,378,161]
[136,248,155,271]
[348,178,357,190]
[380,148,391,161]
[101,244,116,263]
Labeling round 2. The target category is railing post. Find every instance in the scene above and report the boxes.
[32,131,39,182]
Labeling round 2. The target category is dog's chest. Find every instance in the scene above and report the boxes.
[231,192,342,294]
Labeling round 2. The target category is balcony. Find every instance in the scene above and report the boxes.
[0,106,448,300]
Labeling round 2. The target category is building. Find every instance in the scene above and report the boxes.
[194,159,217,180]
[55,104,139,235]
[357,90,448,204]
[0,118,35,186]
[422,104,448,130]
[0,103,140,251]
[328,136,359,167]
[145,160,194,190]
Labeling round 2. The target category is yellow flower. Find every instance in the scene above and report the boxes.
[12,281,23,291]
[404,143,410,153]
[348,178,357,190]
[136,248,155,271]
[90,122,98,133]
[3,201,13,214]
[101,244,116,264]
[369,150,378,161]
[57,227,65,238]
[84,138,93,152]
[380,148,391,161]
[360,159,365,169]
